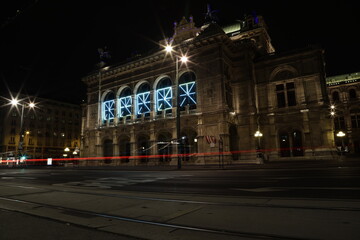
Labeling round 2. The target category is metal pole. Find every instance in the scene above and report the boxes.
[176,58,181,169]
[258,137,262,159]
[98,70,102,127]
[18,103,25,157]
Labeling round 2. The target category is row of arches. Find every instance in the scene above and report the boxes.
[331,88,357,102]
[102,72,197,121]
[229,126,304,160]
[101,128,305,164]
[102,128,198,163]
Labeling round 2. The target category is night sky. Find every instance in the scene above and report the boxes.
[1,0,359,104]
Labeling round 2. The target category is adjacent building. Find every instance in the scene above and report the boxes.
[0,94,81,163]
[326,72,360,154]
[80,12,336,166]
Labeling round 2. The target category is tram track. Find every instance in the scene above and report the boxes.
[1,169,360,240]
[2,182,360,212]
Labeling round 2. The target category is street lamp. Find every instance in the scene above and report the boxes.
[336,131,346,157]
[254,130,263,163]
[10,98,36,158]
[165,44,188,169]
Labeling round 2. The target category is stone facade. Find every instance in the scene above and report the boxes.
[81,14,334,166]
[327,72,360,155]
[0,94,81,163]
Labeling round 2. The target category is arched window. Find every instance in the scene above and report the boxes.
[119,135,131,163]
[229,125,239,160]
[292,130,303,156]
[118,88,132,118]
[103,139,113,164]
[279,132,290,157]
[332,91,340,102]
[350,109,360,129]
[349,89,357,100]
[157,132,172,162]
[179,72,196,110]
[156,77,172,113]
[180,128,197,161]
[137,134,150,162]
[136,83,151,117]
[102,92,115,121]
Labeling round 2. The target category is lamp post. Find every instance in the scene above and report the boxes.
[10,98,35,159]
[254,129,263,164]
[336,131,345,158]
[63,147,70,165]
[165,45,188,169]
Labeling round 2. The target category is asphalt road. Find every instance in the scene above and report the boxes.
[1,160,360,199]
[1,160,360,240]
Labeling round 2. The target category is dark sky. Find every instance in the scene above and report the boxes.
[1,0,359,104]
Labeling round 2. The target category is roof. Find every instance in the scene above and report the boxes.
[326,72,360,86]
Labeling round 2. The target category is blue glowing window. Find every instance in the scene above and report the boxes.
[179,82,196,107]
[136,92,150,115]
[102,92,115,121]
[118,88,132,117]
[156,87,172,111]
[156,77,172,113]
[102,100,115,120]
[119,96,132,117]
[136,83,151,116]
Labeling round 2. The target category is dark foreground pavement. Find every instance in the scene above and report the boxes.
[0,209,138,240]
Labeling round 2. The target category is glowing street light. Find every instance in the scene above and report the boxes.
[164,44,189,169]
[9,97,36,158]
[336,131,345,137]
[254,130,263,163]
[330,104,336,117]
[254,130,263,138]
[165,45,173,53]
[10,99,19,106]
[336,131,346,158]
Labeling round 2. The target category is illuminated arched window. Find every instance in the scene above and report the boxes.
[156,77,172,114]
[102,92,115,121]
[179,72,196,110]
[118,88,132,118]
[136,83,151,117]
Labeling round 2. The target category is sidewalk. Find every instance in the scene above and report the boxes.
[1,182,360,240]
[0,209,136,240]
[49,157,360,171]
